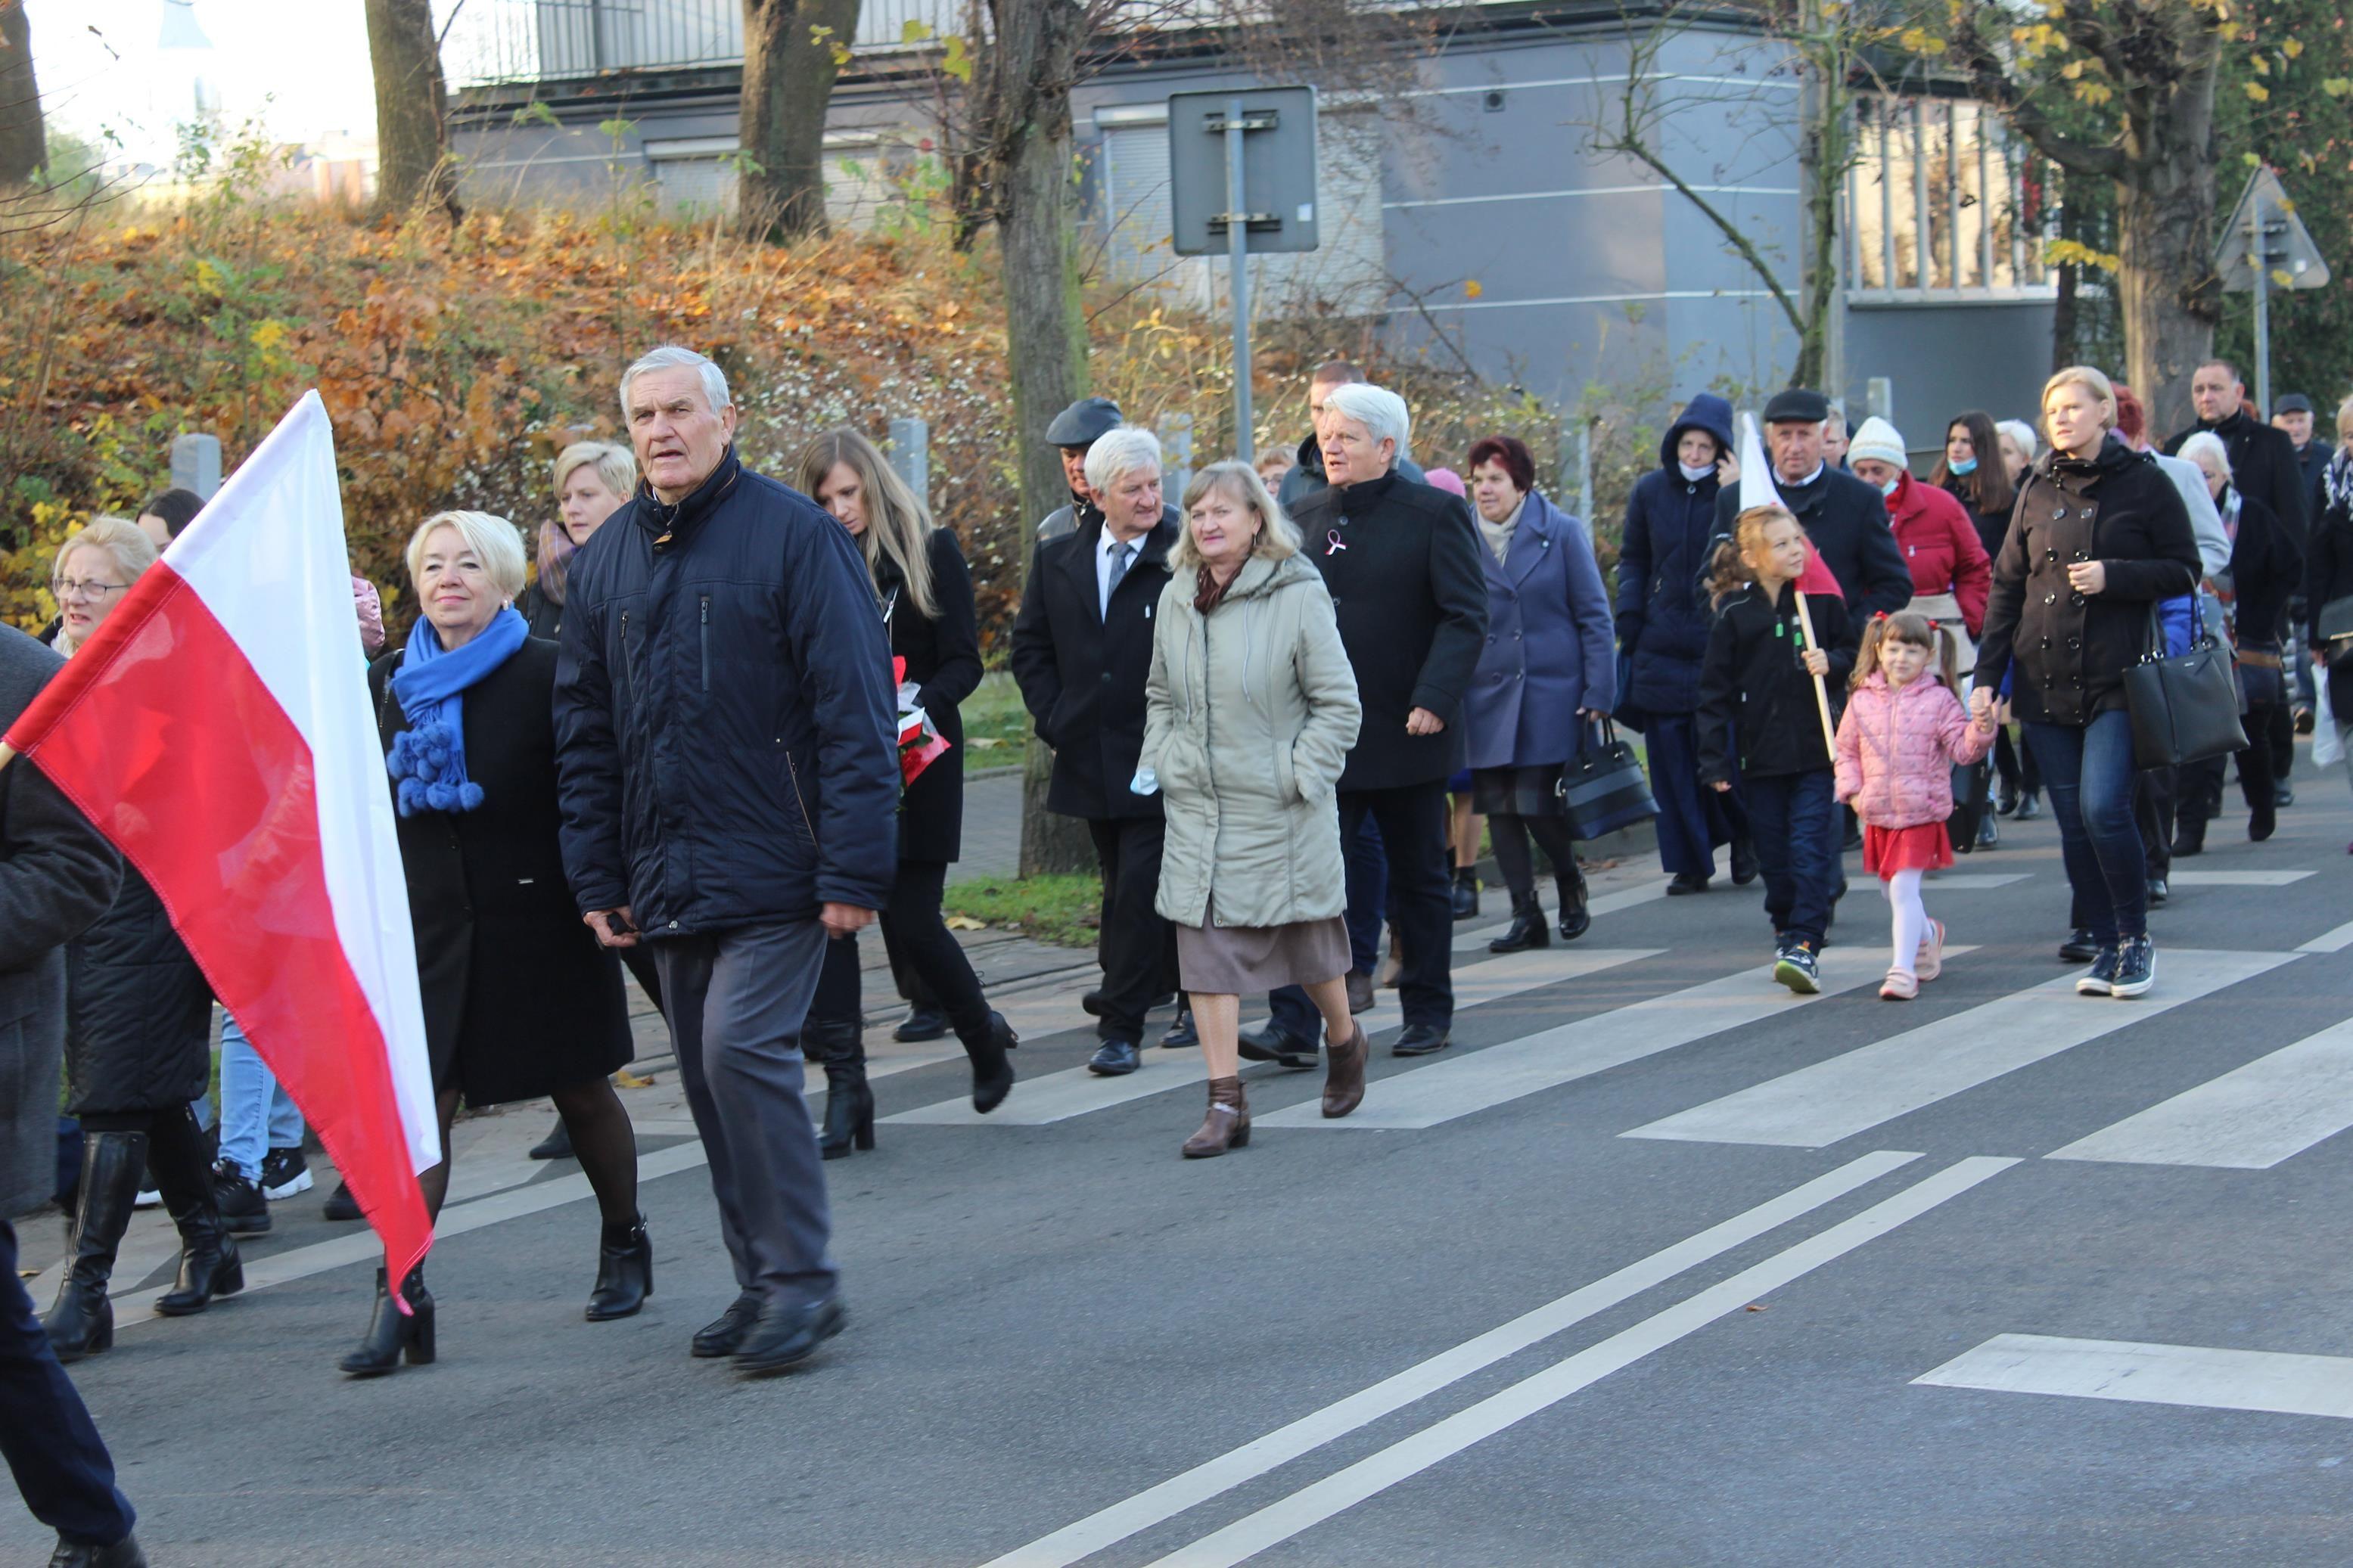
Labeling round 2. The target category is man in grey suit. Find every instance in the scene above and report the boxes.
[0,626,142,1567]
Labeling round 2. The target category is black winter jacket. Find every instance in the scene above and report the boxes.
[2166,410,2309,548]
[2303,486,2353,716]
[1696,581,1857,783]
[1941,473,2015,564]
[1288,472,1490,790]
[1975,436,2201,728]
[1010,513,1177,820]
[552,449,902,935]
[2215,489,2302,653]
[884,529,984,862]
[1616,394,1735,716]
[1716,461,1914,623]
[1275,436,1425,513]
[64,865,212,1117]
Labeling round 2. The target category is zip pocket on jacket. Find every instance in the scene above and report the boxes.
[699,595,712,693]
[617,610,636,697]
[784,747,819,843]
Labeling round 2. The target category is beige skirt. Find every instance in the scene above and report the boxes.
[1175,916,1351,995]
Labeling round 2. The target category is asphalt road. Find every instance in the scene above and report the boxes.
[11,756,2353,1566]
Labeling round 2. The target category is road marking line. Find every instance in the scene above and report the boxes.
[1624,948,2295,1150]
[974,1150,1924,1568]
[1259,949,1888,1130]
[2300,918,2353,954]
[1921,873,2033,889]
[2048,1018,2353,1168]
[1915,1334,2353,1421]
[2166,870,2317,886]
[891,949,1658,1127]
[1145,1157,2018,1567]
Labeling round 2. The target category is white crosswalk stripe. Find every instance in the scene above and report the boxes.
[2165,869,2316,886]
[884,948,1659,1127]
[1622,948,2296,1150]
[1916,1334,2353,1422]
[1259,949,1890,1131]
[2047,1018,2353,1169]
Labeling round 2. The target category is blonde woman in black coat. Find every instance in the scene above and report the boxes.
[795,430,1017,1153]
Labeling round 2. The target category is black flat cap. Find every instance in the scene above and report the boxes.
[2276,393,2315,416]
[1045,396,1124,449]
[1762,387,1832,424]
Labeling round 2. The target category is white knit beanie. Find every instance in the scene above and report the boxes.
[1847,416,1907,470]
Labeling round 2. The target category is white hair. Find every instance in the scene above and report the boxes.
[1084,425,1163,495]
[2177,430,2233,485]
[1321,383,1411,469]
[406,511,530,600]
[1994,418,2040,465]
[619,345,732,419]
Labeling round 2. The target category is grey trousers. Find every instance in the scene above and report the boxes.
[654,920,839,1308]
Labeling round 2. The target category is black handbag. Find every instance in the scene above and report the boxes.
[1946,758,1990,855]
[2125,601,2247,769]
[1557,720,1658,840]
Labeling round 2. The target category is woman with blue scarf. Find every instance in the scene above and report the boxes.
[346,511,643,1377]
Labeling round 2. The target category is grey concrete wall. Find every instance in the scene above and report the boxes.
[1843,300,2059,458]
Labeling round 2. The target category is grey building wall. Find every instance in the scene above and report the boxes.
[1843,300,2059,459]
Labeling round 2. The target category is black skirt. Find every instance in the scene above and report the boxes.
[1471,763,1568,818]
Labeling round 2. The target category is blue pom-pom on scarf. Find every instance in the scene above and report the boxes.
[387,608,529,817]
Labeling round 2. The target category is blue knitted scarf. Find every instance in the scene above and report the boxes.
[386,607,529,816]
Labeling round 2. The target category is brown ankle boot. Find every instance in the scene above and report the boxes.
[1322,1023,1369,1119]
[1180,1076,1250,1158]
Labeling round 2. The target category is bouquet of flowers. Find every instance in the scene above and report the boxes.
[894,656,952,787]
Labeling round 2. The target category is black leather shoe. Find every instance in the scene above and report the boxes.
[48,1532,148,1566]
[528,1117,573,1160]
[322,1179,362,1222]
[1556,871,1590,941]
[1161,1004,1197,1049]
[43,1132,144,1363]
[1488,894,1549,954]
[1730,840,1760,886]
[2251,803,2278,841]
[964,1011,1018,1112]
[586,1218,654,1321]
[1997,787,2019,817]
[1451,867,1481,921]
[1391,1023,1451,1057]
[692,1293,760,1358]
[1667,872,1710,896]
[806,1019,875,1158]
[733,1293,846,1376]
[894,1003,949,1042]
[2171,821,2206,859]
[339,1266,434,1377]
[1238,1024,1317,1070]
[2146,876,2168,907]
[1087,1039,1142,1076]
[2059,928,2100,964]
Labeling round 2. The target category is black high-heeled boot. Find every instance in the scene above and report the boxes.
[807,1019,874,1160]
[962,1010,1018,1113]
[42,1131,145,1363]
[586,1216,654,1321]
[1556,864,1591,942]
[151,1105,241,1317]
[340,1265,434,1377]
[1488,893,1550,953]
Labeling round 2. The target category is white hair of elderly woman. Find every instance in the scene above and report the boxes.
[2177,430,2234,485]
[1084,425,1163,496]
[405,510,530,601]
[1320,382,1411,468]
[1994,418,2040,466]
[618,345,732,419]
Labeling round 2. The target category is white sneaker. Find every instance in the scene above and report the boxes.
[1915,919,1946,981]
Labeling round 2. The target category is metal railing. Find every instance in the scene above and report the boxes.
[440,0,961,87]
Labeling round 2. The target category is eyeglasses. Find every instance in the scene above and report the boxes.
[52,577,130,602]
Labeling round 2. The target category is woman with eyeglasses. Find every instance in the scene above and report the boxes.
[42,519,243,1363]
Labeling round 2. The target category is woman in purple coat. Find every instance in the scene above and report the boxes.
[1462,436,1617,949]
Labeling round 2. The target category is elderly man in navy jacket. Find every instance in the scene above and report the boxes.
[555,345,900,1378]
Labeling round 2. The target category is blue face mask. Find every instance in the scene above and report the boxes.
[1950,456,1978,476]
[1677,461,1715,483]
[1878,477,1901,499]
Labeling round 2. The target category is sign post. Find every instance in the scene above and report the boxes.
[1170,87,1320,465]
[2215,167,2331,416]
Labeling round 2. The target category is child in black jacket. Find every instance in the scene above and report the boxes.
[1697,505,1858,992]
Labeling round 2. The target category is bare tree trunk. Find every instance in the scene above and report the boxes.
[738,0,861,243]
[2116,60,2221,442]
[365,0,460,219]
[0,0,44,187]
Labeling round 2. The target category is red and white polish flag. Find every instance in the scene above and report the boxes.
[8,392,437,1288]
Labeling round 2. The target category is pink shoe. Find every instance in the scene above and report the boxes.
[1880,969,1919,1001]
[1915,919,1947,981]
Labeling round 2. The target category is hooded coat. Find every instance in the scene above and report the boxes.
[1145,553,1362,930]
[1975,436,2202,728]
[1615,394,1736,716]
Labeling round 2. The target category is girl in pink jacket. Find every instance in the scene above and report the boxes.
[1834,611,1997,999]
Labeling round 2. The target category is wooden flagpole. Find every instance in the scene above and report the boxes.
[1792,593,1837,760]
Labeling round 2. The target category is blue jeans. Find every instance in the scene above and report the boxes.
[1742,770,1838,947]
[2027,709,2148,945]
[216,1014,303,1180]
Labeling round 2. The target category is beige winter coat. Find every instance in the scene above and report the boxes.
[1145,552,1362,930]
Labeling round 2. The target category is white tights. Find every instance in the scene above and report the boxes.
[1885,868,1926,977]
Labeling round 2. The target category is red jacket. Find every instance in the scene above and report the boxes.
[1887,473,1991,635]
[1834,672,1994,828]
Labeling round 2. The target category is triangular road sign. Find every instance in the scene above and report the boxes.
[2215,167,2330,293]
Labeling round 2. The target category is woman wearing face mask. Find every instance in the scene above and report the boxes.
[1613,393,1755,893]
[792,430,1018,1151]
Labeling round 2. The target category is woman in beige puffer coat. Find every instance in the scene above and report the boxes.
[1144,461,1367,1157]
